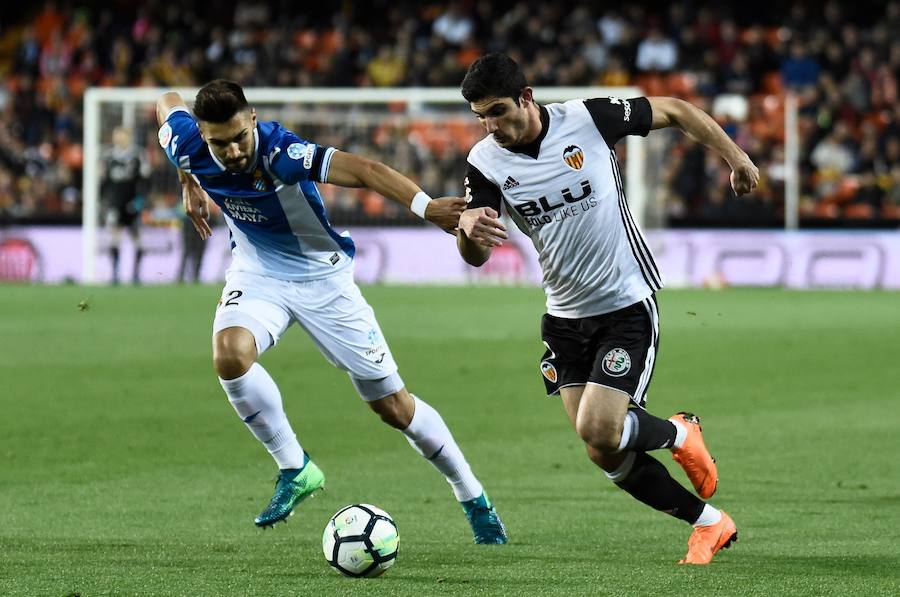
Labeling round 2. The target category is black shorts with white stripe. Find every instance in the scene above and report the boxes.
[539,296,660,407]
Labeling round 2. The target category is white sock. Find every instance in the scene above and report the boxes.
[671,420,688,449]
[692,503,722,527]
[219,362,305,470]
[617,411,636,451]
[402,395,483,502]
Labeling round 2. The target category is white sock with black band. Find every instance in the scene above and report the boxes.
[220,362,305,470]
[401,395,483,502]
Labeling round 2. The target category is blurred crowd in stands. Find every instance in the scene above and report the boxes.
[0,0,898,227]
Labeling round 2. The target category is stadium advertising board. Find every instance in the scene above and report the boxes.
[2,227,899,290]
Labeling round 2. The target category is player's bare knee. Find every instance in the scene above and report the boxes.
[368,391,414,429]
[213,350,255,379]
[575,414,622,452]
[212,329,257,379]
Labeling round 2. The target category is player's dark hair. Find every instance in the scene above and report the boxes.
[461,53,528,105]
[193,79,249,123]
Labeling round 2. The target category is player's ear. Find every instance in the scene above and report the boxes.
[520,87,534,106]
[250,108,257,126]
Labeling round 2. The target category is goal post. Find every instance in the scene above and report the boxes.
[82,86,646,284]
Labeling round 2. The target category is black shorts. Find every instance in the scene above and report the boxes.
[539,297,659,406]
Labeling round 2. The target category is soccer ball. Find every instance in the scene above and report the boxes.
[322,504,399,577]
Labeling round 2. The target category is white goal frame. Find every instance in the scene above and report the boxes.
[82,86,645,283]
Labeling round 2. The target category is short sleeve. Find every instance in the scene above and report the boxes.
[268,130,336,185]
[583,97,652,148]
[463,162,501,212]
[157,107,205,172]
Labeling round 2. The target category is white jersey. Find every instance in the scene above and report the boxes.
[465,97,663,318]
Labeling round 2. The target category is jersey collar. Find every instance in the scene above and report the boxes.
[505,104,549,160]
[247,126,260,172]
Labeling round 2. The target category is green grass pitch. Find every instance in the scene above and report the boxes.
[1,284,898,596]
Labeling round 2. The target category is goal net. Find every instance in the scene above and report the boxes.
[82,87,653,284]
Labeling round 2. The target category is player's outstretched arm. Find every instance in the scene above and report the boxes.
[456,207,507,267]
[325,151,464,233]
[647,97,760,196]
[155,92,212,239]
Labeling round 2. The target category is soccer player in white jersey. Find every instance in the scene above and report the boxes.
[155,80,506,543]
[456,54,759,564]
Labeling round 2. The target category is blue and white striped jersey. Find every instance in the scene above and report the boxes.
[158,107,353,281]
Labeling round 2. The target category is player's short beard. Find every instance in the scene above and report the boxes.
[225,151,253,172]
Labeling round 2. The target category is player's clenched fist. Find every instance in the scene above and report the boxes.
[730,158,760,196]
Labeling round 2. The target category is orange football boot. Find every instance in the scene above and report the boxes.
[679,511,738,564]
[669,412,718,499]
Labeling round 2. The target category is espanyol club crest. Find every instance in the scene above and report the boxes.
[563,145,585,170]
[602,348,631,377]
[540,361,558,383]
[252,169,267,191]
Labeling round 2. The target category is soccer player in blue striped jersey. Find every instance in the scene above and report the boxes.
[456,53,759,563]
[156,80,506,543]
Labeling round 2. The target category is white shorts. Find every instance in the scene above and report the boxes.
[212,269,399,384]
